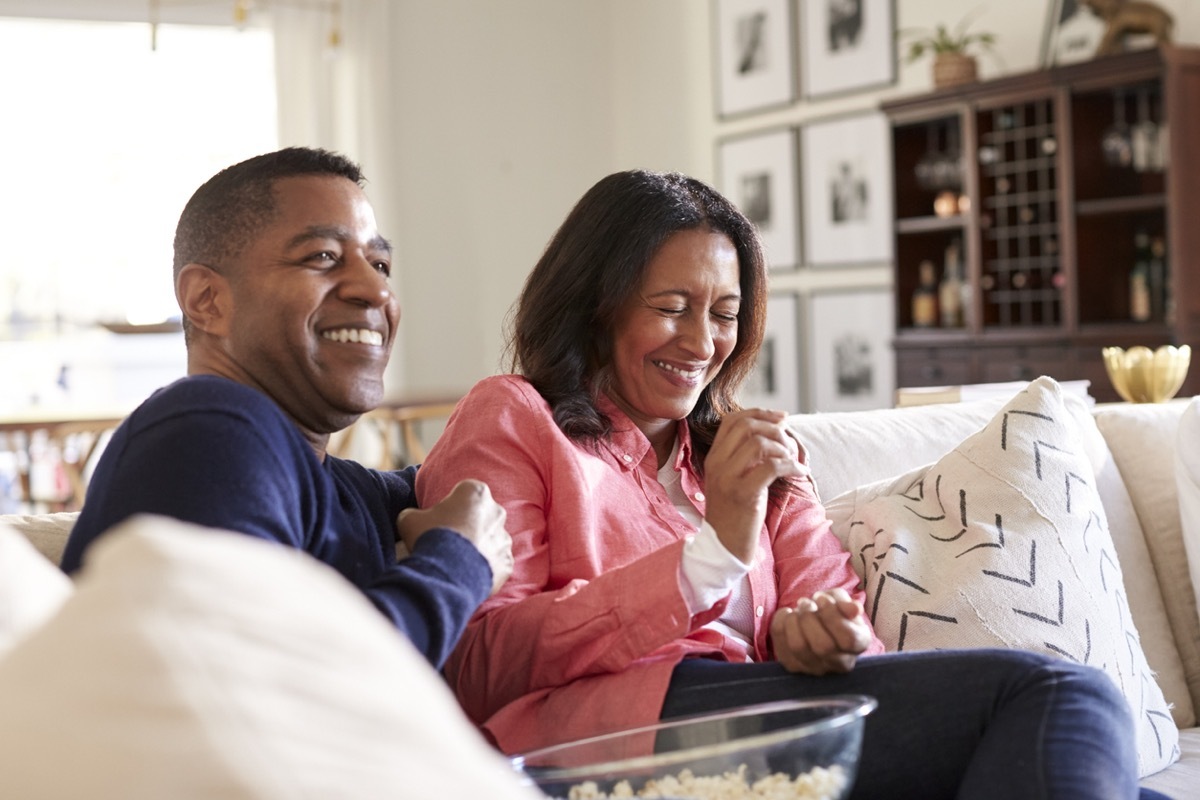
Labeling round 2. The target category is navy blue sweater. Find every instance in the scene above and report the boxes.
[61,375,491,668]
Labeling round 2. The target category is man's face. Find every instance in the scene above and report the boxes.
[218,174,399,436]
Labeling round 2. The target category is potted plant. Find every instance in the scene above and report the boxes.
[901,8,997,89]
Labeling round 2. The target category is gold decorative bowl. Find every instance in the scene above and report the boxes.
[1102,345,1191,403]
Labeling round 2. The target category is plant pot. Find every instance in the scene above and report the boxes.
[933,52,978,89]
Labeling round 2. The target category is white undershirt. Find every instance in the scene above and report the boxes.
[657,442,755,650]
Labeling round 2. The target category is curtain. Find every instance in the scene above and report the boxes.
[270,0,405,388]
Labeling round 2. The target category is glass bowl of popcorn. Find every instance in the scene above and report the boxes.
[512,695,877,800]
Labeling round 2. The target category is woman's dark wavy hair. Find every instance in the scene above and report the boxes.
[508,169,768,476]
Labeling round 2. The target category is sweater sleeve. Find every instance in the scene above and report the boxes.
[416,377,705,724]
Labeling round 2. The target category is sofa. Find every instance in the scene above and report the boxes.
[1,377,1198,797]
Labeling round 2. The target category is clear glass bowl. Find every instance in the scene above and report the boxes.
[512,695,877,800]
[1102,344,1191,403]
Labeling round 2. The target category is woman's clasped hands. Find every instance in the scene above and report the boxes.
[770,588,873,675]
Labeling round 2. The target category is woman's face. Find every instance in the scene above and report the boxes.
[607,228,741,449]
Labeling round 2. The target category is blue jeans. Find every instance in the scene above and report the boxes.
[662,649,1168,800]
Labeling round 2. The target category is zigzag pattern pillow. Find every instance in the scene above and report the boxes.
[825,377,1179,777]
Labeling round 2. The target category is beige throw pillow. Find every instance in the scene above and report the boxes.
[0,515,541,800]
[825,377,1179,777]
[0,523,73,659]
[1174,396,1200,616]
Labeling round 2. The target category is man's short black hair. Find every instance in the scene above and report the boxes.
[172,146,365,279]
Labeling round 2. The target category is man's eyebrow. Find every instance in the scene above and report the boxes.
[285,225,393,254]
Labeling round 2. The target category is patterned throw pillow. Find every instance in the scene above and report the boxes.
[824,376,1179,777]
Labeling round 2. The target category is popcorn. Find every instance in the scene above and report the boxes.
[559,764,847,800]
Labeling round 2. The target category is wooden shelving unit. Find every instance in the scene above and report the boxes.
[882,45,1200,402]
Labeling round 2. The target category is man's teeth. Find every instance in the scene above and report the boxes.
[654,360,701,377]
[323,328,384,346]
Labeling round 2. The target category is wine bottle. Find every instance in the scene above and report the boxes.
[1130,229,1151,322]
[939,239,964,328]
[1149,236,1168,323]
[912,260,938,328]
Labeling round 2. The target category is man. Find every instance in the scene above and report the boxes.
[60,147,512,669]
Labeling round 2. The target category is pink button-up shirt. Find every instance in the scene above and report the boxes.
[415,375,882,754]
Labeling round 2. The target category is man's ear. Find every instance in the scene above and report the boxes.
[176,263,232,337]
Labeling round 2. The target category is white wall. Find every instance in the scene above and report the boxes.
[382,1,615,398]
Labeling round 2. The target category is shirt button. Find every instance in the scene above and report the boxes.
[694,491,705,502]
[622,454,633,463]
[755,605,765,617]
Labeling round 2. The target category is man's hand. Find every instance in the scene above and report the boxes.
[396,479,513,595]
[770,588,872,675]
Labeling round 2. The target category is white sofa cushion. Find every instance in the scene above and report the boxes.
[823,377,1178,777]
[0,511,78,566]
[0,524,72,659]
[1095,400,1200,726]
[1174,396,1200,625]
[0,515,540,800]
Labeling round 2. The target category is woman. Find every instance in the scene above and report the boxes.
[416,170,1153,799]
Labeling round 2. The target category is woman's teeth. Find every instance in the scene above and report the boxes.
[323,328,384,346]
[654,360,701,378]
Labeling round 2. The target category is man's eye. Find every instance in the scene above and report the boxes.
[307,250,339,267]
[657,307,686,315]
[374,261,392,277]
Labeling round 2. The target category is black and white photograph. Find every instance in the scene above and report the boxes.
[713,0,797,117]
[808,288,894,412]
[800,0,895,99]
[1040,0,1106,66]
[801,112,892,266]
[717,127,800,271]
[739,293,802,412]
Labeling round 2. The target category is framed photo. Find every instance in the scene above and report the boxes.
[740,293,802,412]
[717,128,800,271]
[800,0,895,99]
[712,0,797,118]
[807,288,894,412]
[800,112,893,266]
[1040,0,1106,66]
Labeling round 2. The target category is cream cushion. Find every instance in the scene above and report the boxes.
[1095,400,1200,727]
[0,524,72,659]
[822,377,1177,777]
[0,511,78,566]
[0,515,540,800]
[1174,396,1200,619]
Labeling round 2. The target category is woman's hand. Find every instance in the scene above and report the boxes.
[770,588,872,675]
[702,408,804,564]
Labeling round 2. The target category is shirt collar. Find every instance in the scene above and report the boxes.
[595,391,692,471]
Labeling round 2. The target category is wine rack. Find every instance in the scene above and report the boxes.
[882,45,1200,402]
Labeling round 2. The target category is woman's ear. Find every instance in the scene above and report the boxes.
[175,263,232,337]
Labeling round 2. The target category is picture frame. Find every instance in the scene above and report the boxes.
[1040,0,1106,67]
[717,127,800,271]
[712,0,797,118]
[807,288,894,412]
[800,111,893,266]
[799,0,895,99]
[739,293,802,413]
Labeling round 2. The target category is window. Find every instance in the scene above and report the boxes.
[0,17,278,332]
